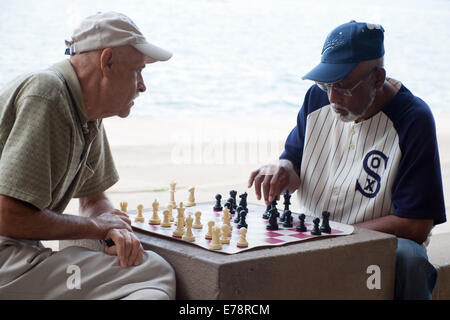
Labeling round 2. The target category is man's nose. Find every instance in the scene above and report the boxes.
[137,74,146,93]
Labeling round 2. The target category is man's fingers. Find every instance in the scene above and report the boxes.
[262,174,273,205]
[248,170,259,188]
[268,171,282,203]
[253,173,266,201]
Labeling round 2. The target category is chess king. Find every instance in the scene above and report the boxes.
[248,21,446,300]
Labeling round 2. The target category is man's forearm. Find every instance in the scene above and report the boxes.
[0,206,99,241]
[355,215,433,244]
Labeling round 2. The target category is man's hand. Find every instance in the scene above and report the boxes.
[103,228,144,268]
[90,210,132,239]
[248,160,300,205]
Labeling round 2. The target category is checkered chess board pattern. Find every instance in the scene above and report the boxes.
[130,202,354,254]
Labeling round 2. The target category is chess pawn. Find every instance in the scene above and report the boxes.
[237,210,248,229]
[213,194,223,211]
[167,204,174,222]
[220,224,231,244]
[320,211,331,233]
[135,204,145,222]
[311,217,322,235]
[209,226,222,250]
[182,215,195,242]
[149,199,161,225]
[120,201,128,212]
[193,211,203,229]
[282,210,293,228]
[161,210,172,227]
[237,227,248,248]
[185,187,196,207]
[205,221,215,240]
[296,213,307,232]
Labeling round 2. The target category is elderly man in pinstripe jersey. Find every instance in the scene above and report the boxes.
[249,21,446,300]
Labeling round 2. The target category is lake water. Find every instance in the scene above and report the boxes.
[1,0,449,117]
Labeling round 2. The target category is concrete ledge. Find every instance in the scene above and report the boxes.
[428,232,450,300]
[59,227,397,299]
[136,226,397,299]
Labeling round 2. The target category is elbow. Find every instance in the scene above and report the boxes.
[0,196,14,237]
[405,219,434,245]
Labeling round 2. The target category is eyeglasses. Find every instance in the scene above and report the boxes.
[316,67,377,97]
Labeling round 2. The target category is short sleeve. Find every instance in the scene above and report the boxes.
[73,122,119,198]
[390,103,446,225]
[0,95,71,210]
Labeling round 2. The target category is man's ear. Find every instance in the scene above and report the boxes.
[99,48,114,76]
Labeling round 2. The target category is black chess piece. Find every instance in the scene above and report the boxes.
[311,217,322,235]
[237,210,248,229]
[266,207,279,230]
[224,201,232,214]
[283,190,291,211]
[320,211,331,233]
[234,207,241,223]
[226,198,236,214]
[229,190,238,210]
[282,210,293,228]
[262,204,271,219]
[296,213,307,232]
[239,192,248,212]
[280,191,291,222]
[213,194,223,211]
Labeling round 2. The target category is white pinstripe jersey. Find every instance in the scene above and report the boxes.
[280,79,446,226]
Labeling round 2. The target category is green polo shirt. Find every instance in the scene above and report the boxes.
[0,59,119,213]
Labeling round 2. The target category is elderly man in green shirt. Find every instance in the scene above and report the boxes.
[0,12,175,299]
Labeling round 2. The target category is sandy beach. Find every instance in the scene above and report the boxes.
[56,111,450,238]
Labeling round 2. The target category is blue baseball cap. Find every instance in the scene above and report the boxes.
[302,21,385,83]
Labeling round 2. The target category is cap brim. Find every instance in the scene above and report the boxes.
[133,42,173,62]
[302,62,359,83]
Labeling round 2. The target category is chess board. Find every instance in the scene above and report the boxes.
[129,202,354,254]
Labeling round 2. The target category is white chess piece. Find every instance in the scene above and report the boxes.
[193,211,203,229]
[169,181,177,209]
[222,207,232,230]
[209,226,222,250]
[237,227,248,247]
[149,199,161,225]
[175,202,186,227]
[120,201,128,212]
[182,215,195,242]
[172,214,185,237]
[185,187,196,207]
[205,221,214,239]
[220,224,231,244]
[161,210,172,227]
[135,204,145,222]
[167,204,174,222]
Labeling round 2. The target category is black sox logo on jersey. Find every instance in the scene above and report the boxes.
[355,150,389,198]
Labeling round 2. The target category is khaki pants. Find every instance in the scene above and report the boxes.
[0,236,176,299]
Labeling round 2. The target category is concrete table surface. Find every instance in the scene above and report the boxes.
[136,222,397,300]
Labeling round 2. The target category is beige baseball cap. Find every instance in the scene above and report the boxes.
[65,11,172,62]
